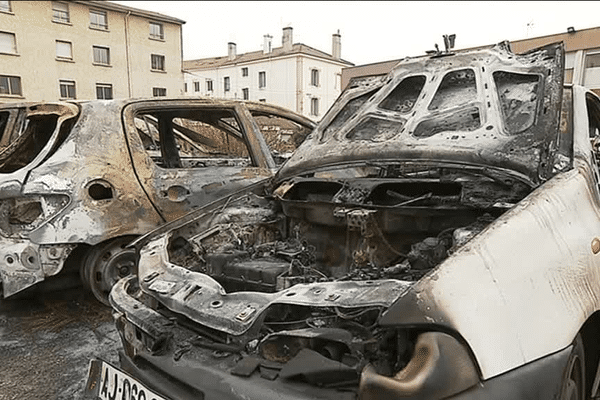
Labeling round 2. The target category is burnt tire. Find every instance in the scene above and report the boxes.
[81,236,137,306]
[560,334,585,400]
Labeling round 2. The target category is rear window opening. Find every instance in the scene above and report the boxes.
[0,105,79,174]
[0,114,58,173]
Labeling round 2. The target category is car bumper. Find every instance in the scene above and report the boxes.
[111,276,571,400]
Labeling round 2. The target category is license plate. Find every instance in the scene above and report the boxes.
[84,358,169,400]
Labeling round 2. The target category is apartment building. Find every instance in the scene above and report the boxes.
[0,0,185,102]
[183,27,354,120]
[341,26,600,96]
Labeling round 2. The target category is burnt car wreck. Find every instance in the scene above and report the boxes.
[0,99,314,304]
[97,41,600,399]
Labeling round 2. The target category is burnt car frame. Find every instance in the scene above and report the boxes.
[0,98,314,304]
[101,42,600,399]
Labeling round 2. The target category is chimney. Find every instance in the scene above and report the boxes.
[332,30,341,59]
[263,34,273,54]
[282,27,293,52]
[228,42,236,60]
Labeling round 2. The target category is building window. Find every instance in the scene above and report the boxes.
[335,73,341,90]
[584,53,600,87]
[585,53,600,68]
[0,31,16,54]
[242,88,249,100]
[0,1,11,13]
[96,83,113,99]
[224,76,230,92]
[52,2,69,23]
[89,10,108,30]
[311,69,320,87]
[184,82,187,92]
[258,99,266,102]
[0,75,22,95]
[153,87,167,97]
[56,40,72,60]
[92,46,110,65]
[149,22,164,40]
[241,67,248,77]
[258,71,266,88]
[194,81,200,92]
[59,80,76,99]
[151,54,165,71]
[206,79,213,92]
[310,97,319,116]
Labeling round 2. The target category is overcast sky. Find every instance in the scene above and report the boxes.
[115,1,600,66]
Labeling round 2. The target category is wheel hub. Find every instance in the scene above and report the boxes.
[83,237,137,305]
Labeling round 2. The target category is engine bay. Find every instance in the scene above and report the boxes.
[168,166,531,292]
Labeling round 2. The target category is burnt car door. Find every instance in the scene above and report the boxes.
[123,101,276,221]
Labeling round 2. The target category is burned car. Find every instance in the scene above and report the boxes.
[95,41,600,399]
[0,99,314,304]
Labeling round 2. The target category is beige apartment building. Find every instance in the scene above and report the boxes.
[0,0,185,102]
[341,26,600,96]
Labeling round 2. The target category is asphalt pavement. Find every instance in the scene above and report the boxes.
[0,275,121,400]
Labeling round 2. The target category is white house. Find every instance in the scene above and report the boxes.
[183,27,354,120]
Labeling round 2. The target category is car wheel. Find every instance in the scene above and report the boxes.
[82,236,137,306]
[560,334,585,400]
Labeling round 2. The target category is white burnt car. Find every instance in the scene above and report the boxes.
[0,99,314,304]
[95,42,600,399]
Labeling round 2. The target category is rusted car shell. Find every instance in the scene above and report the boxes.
[0,99,314,298]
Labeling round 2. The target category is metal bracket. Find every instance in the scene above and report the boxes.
[333,207,377,235]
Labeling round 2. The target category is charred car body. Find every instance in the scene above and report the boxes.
[104,42,600,399]
[0,99,314,304]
